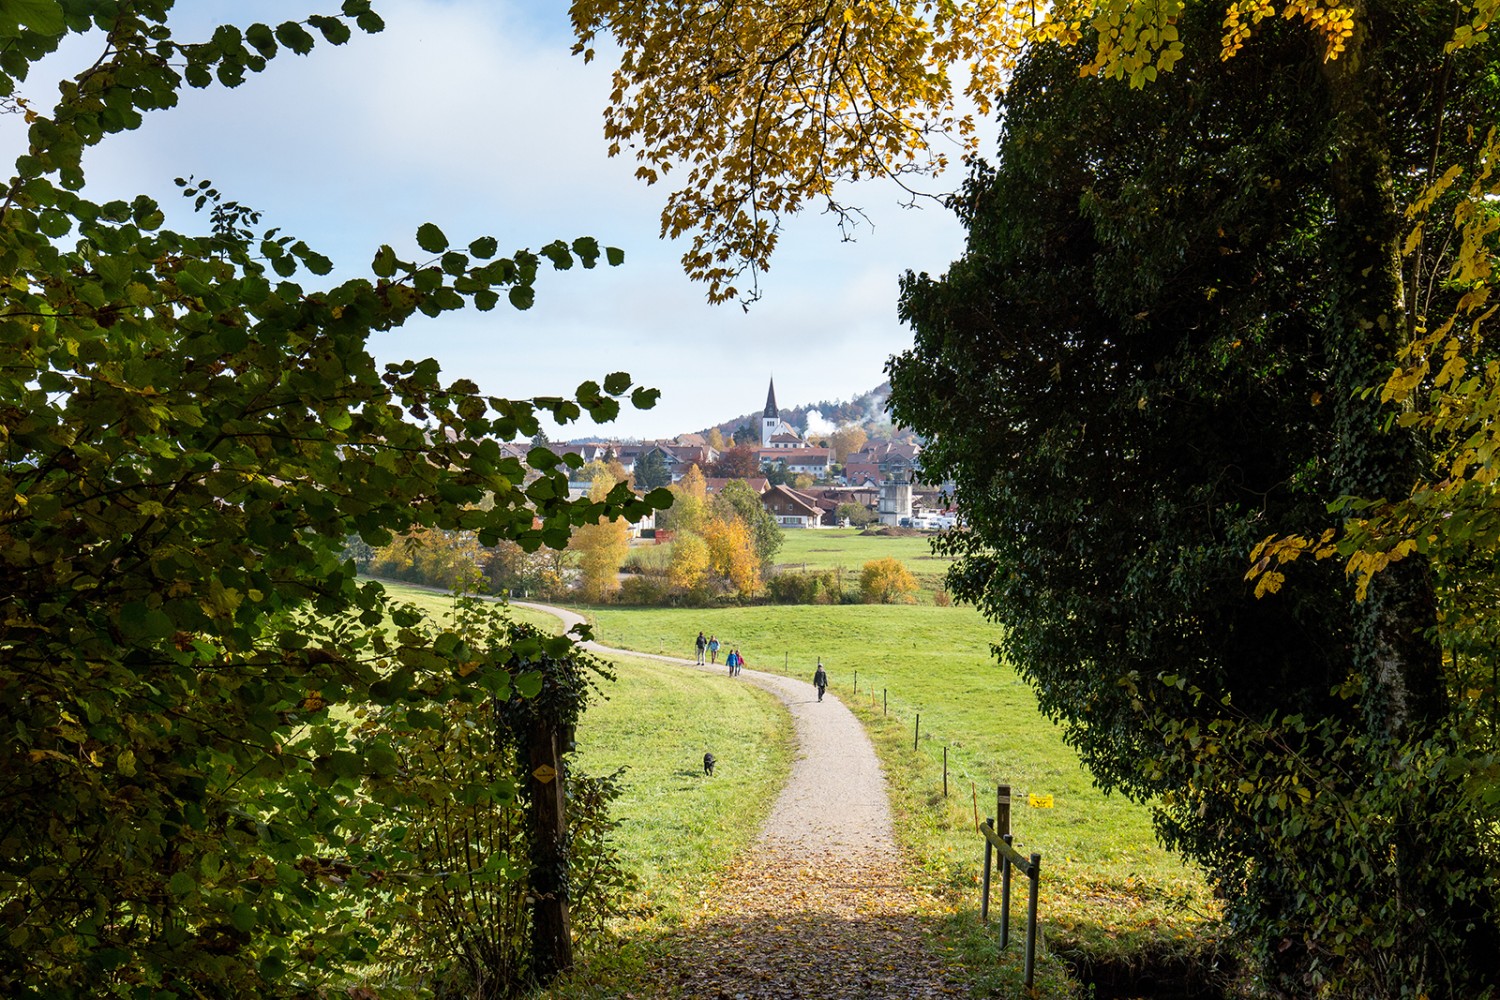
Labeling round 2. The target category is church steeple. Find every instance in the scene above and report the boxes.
[761,378,782,448]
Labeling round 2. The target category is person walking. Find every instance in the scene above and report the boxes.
[708,635,721,665]
[732,649,744,677]
[813,661,828,702]
[695,631,707,665]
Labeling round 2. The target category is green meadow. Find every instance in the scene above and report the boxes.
[578,603,1223,986]
[373,562,1223,994]
[774,526,956,598]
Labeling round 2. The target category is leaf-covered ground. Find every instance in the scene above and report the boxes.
[647,847,963,999]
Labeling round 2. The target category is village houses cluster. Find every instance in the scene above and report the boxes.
[502,380,957,534]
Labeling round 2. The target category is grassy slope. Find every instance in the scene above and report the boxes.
[578,603,1222,987]
[373,579,564,635]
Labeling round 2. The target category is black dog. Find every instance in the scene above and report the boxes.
[703,752,716,776]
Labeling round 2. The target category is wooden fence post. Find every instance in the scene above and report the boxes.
[1025,852,1042,988]
[914,713,920,750]
[943,746,948,797]
[527,719,573,983]
[1000,832,1013,950]
[980,818,993,922]
[996,784,1011,837]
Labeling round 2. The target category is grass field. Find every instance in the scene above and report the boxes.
[368,574,1225,994]
[773,526,955,598]
[574,603,1224,992]
[372,579,565,635]
[370,579,797,997]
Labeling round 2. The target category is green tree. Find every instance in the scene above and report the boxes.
[711,478,783,569]
[888,8,1500,995]
[836,502,874,528]
[0,5,665,994]
[632,446,673,491]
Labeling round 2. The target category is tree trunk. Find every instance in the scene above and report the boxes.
[1322,3,1448,742]
[1320,7,1496,992]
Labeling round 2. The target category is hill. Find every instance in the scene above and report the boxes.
[700,381,919,445]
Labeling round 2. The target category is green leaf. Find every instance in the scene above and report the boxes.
[168,871,197,896]
[468,235,498,259]
[603,372,632,395]
[371,244,397,278]
[245,23,278,58]
[308,14,352,44]
[508,285,534,310]
[416,222,448,254]
[4,0,64,34]
[514,670,544,699]
[605,246,625,267]
[37,209,70,237]
[274,21,316,55]
[230,903,257,932]
[118,602,173,642]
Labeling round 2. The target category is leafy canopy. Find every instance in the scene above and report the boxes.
[569,0,1497,300]
[0,2,664,994]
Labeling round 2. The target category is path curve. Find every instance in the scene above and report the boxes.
[513,602,960,998]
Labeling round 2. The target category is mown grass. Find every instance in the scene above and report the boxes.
[367,580,797,998]
[371,579,565,635]
[575,603,1225,995]
[550,650,794,997]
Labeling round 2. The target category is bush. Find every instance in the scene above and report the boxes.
[618,575,673,605]
[765,569,844,605]
[859,557,919,604]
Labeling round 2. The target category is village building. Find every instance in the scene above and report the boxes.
[760,483,826,529]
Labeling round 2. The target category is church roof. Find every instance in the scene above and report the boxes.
[764,378,779,419]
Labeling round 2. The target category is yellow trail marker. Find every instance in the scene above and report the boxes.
[1028,793,1054,808]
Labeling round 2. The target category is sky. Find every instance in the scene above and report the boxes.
[9,0,986,441]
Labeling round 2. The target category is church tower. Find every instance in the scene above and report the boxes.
[761,378,780,448]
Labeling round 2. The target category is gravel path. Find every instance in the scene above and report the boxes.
[513,603,962,998]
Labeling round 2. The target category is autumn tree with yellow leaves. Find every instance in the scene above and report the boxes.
[570,466,633,603]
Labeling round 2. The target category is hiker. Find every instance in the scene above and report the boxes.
[732,649,744,677]
[724,648,737,675]
[708,635,720,664]
[813,661,828,702]
[695,631,707,665]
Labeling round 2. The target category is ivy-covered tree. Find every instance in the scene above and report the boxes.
[0,4,666,995]
[889,6,1499,996]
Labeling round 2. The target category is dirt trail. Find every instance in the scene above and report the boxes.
[514,603,961,998]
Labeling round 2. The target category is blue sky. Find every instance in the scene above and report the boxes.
[11,0,982,440]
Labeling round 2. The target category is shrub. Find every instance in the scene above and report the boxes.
[859,557,919,604]
[618,575,673,605]
[766,569,845,605]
